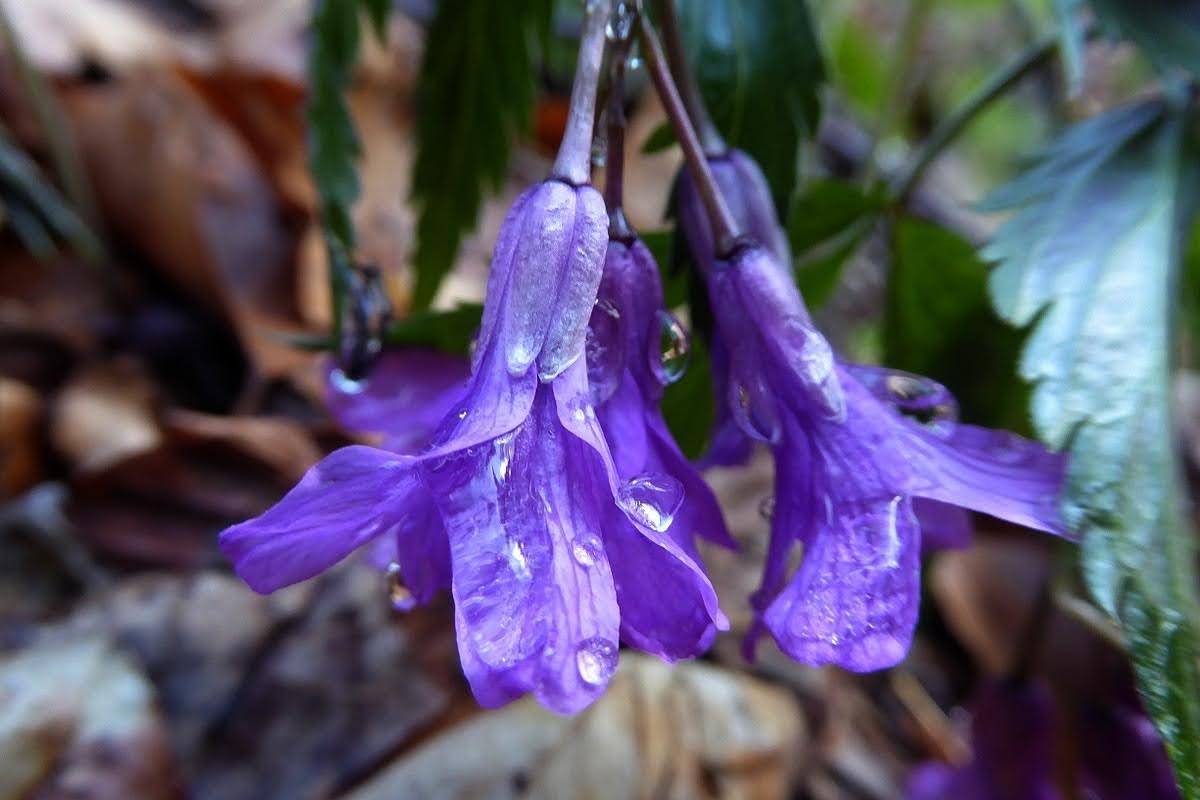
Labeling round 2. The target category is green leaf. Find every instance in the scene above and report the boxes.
[0,125,97,259]
[1089,0,1200,77]
[641,121,676,154]
[981,96,1200,798]
[885,218,1027,430]
[679,0,824,214]
[662,327,715,460]
[411,0,551,309]
[786,179,883,307]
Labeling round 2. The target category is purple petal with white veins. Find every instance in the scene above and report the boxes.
[218,446,417,593]
[427,380,621,714]
[763,494,921,671]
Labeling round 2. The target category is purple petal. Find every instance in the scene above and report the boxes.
[907,423,1067,536]
[218,446,416,593]
[699,335,756,468]
[763,495,921,671]
[325,350,469,452]
[556,360,728,659]
[427,336,538,453]
[914,497,973,552]
[428,382,621,714]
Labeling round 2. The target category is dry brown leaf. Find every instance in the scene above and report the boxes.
[50,357,162,475]
[0,377,41,495]
[0,635,183,800]
[346,653,806,800]
[61,71,303,380]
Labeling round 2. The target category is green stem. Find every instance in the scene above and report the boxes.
[862,0,933,187]
[891,29,1061,204]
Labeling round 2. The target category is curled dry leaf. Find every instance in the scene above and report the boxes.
[346,653,807,800]
[0,377,41,495]
[0,635,183,800]
[51,357,161,476]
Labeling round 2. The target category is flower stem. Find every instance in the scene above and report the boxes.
[890,28,1062,204]
[654,0,725,155]
[605,6,636,241]
[637,11,741,255]
[552,0,612,185]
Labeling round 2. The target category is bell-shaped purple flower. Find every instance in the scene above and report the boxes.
[677,152,1066,670]
[220,176,729,712]
[585,237,732,659]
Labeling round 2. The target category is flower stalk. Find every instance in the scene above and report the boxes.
[653,0,725,156]
[605,3,636,240]
[552,0,612,185]
[637,9,742,256]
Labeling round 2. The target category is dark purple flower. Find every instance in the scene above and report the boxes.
[220,179,727,712]
[677,156,1067,671]
[906,680,1061,800]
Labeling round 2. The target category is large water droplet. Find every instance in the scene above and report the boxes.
[605,1,635,41]
[650,310,690,385]
[386,562,416,612]
[731,381,781,443]
[329,367,367,395]
[586,299,623,404]
[575,637,618,685]
[572,534,604,567]
[618,473,684,533]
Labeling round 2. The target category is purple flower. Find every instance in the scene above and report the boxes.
[678,157,1067,671]
[220,179,726,712]
[906,680,1060,800]
[906,679,1181,800]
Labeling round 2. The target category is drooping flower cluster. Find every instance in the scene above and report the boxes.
[219,4,1070,712]
[677,150,1066,671]
[220,178,728,712]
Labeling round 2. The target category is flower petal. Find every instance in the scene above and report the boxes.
[908,423,1067,536]
[763,495,921,671]
[325,350,469,452]
[914,497,973,552]
[218,446,416,593]
[427,385,620,713]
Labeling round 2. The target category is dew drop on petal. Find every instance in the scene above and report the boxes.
[651,309,690,385]
[575,637,618,685]
[571,534,604,567]
[386,562,416,612]
[329,367,367,395]
[618,473,684,533]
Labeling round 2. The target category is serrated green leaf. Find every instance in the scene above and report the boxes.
[410,0,551,310]
[786,179,882,307]
[679,0,824,215]
[981,96,1200,798]
[1090,0,1200,78]
[886,218,1027,429]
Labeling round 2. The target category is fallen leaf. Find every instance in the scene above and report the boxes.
[0,635,183,800]
[346,653,806,800]
[0,377,41,495]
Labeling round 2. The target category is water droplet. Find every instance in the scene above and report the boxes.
[625,55,643,71]
[572,534,604,567]
[604,1,635,42]
[456,408,469,420]
[386,562,416,612]
[731,381,781,443]
[758,495,776,521]
[586,299,623,404]
[618,473,683,533]
[329,367,367,395]
[507,540,531,580]
[575,637,618,685]
[650,310,690,385]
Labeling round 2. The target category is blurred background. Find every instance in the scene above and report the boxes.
[0,0,1176,798]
